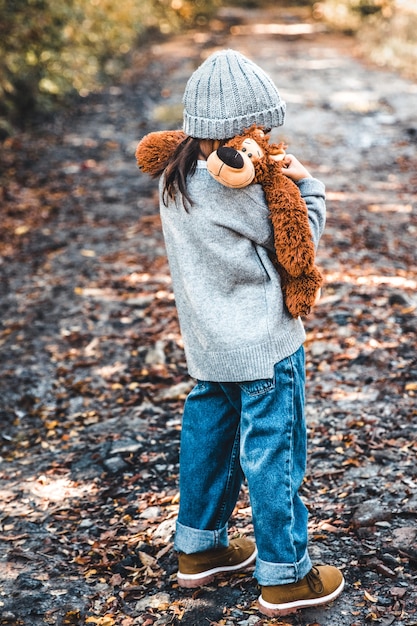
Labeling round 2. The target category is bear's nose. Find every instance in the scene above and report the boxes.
[217,147,244,169]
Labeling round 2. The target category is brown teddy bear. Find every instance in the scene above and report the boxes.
[135,125,323,317]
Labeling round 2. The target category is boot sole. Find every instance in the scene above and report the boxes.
[177,547,257,588]
[258,576,345,617]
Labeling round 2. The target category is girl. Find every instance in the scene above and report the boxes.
[158,48,344,617]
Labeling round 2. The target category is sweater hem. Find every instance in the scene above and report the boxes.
[186,320,306,382]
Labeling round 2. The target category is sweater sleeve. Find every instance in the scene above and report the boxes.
[226,177,326,252]
[296,177,326,249]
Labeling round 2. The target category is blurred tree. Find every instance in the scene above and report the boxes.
[314,0,395,32]
[0,0,76,122]
[0,0,220,129]
[0,0,413,130]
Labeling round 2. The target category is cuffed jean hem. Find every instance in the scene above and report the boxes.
[174,521,229,554]
[254,550,312,586]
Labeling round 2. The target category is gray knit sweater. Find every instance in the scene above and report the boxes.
[159,161,326,382]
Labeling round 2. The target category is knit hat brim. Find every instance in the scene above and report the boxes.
[183,105,286,140]
[183,49,286,139]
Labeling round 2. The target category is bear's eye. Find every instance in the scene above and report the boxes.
[248,153,253,157]
[242,147,246,152]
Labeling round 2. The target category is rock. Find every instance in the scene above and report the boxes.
[103,456,129,474]
[352,499,392,527]
[381,552,400,568]
[235,616,260,626]
[15,574,43,590]
[390,586,408,598]
[111,438,142,454]
[71,454,104,480]
[391,526,417,557]
[0,611,17,623]
[78,518,94,528]
[134,592,171,612]
[367,557,397,579]
[139,506,162,520]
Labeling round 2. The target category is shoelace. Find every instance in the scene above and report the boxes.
[305,567,324,594]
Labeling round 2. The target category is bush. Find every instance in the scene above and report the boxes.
[0,0,221,127]
[315,0,417,79]
[313,0,394,33]
[1,0,414,129]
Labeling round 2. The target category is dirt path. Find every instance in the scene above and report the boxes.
[1,6,416,626]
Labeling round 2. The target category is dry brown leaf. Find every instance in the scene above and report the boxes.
[138,551,157,567]
[85,617,115,626]
[364,590,378,603]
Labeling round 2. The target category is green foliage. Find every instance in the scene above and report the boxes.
[357,2,417,80]
[0,0,220,125]
[316,0,417,80]
[315,0,394,33]
[0,0,75,119]
[1,0,415,128]
[225,0,314,6]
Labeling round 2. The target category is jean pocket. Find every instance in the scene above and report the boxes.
[239,377,275,397]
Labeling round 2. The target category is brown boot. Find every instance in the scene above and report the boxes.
[177,537,257,588]
[258,565,345,616]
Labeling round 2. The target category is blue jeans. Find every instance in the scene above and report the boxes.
[174,345,312,586]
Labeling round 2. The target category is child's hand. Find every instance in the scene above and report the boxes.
[281,154,312,181]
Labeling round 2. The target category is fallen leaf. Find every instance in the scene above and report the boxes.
[85,616,115,626]
[138,551,157,567]
[364,590,378,603]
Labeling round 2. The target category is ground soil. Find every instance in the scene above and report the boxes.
[1,5,417,626]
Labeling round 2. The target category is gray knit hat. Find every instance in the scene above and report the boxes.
[183,49,286,139]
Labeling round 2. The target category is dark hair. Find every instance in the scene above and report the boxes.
[162,136,230,208]
[162,136,200,208]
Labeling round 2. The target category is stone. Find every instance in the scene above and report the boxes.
[391,526,417,557]
[134,592,171,612]
[352,499,392,527]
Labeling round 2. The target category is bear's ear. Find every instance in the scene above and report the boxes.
[135,130,186,178]
[268,141,287,163]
